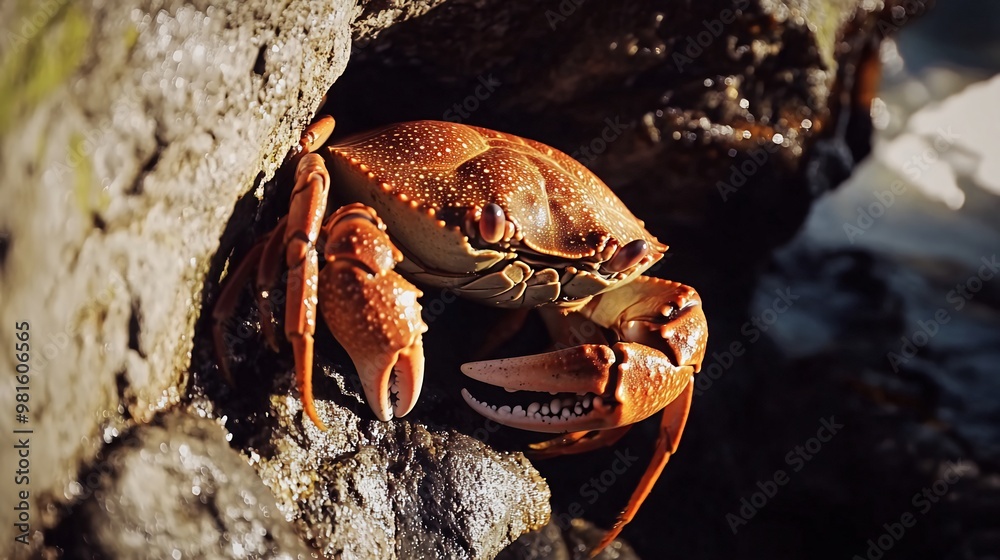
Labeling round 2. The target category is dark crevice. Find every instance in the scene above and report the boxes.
[128,299,145,358]
[130,140,164,196]
[0,228,9,271]
[115,369,133,422]
[253,44,268,76]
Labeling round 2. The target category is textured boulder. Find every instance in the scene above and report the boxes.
[247,384,550,559]
[49,411,314,559]
[0,0,361,553]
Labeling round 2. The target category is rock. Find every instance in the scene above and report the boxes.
[49,410,313,559]
[499,518,640,560]
[243,382,551,560]
[499,521,571,560]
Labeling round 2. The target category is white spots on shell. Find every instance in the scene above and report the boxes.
[329,120,660,266]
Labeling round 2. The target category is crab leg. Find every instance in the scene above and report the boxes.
[212,117,336,390]
[283,153,330,429]
[255,216,287,350]
[527,424,632,459]
[290,115,336,159]
[590,377,693,556]
[212,241,266,384]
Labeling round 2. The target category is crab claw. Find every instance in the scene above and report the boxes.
[461,340,694,433]
[460,276,706,433]
[319,205,428,421]
[461,276,705,558]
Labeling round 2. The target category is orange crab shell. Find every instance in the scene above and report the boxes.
[322,121,667,307]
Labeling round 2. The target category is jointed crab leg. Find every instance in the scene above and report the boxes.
[212,241,266,384]
[215,116,428,429]
[282,153,331,429]
[291,115,336,159]
[590,377,693,556]
[255,216,287,350]
[527,424,632,459]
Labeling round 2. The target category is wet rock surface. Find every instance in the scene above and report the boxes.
[49,410,313,559]
[191,296,551,559]
[246,387,550,559]
[498,519,639,560]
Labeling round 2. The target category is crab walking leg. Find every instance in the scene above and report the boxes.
[290,115,336,159]
[283,153,331,429]
[254,216,287,351]
[318,204,428,421]
[590,377,694,557]
[212,241,266,384]
[527,425,632,459]
[212,117,337,395]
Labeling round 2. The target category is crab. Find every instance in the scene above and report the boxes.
[213,116,707,555]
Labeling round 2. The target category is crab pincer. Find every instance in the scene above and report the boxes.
[461,277,706,554]
[318,204,428,423]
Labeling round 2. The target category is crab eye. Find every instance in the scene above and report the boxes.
[479,203,506,243]
[605,239,648,273]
